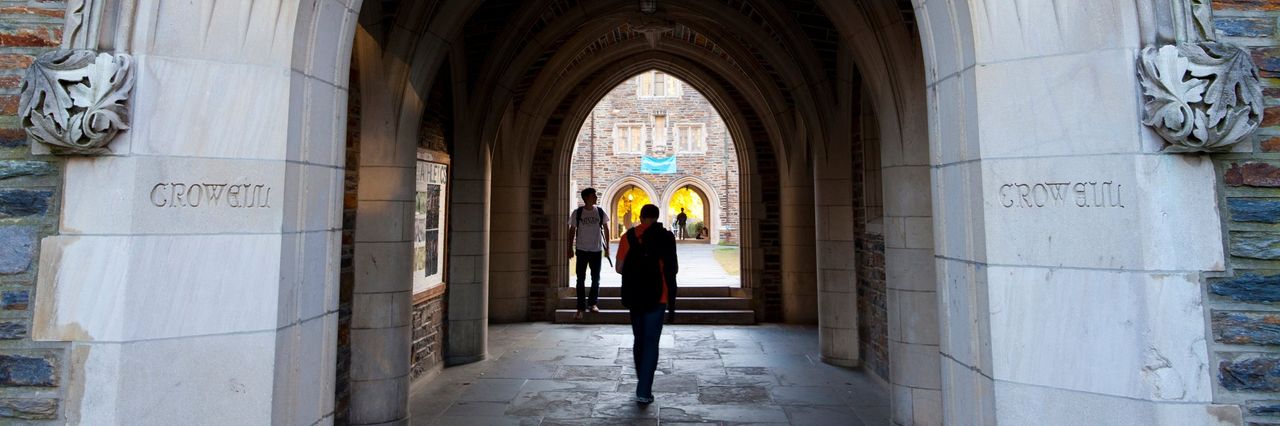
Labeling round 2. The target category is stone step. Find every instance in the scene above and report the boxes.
[557,296,749,310]
[569,286,734,297]
[553,309,756,325]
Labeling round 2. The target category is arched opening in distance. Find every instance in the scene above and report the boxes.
[567,69,744,294]
[610,185,653,235]
[667,186,706,239]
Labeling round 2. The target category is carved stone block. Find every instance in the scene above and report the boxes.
[18,49,134,155]
[1138,42,1263,153]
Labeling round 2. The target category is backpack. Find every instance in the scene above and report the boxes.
[621,228,665,310]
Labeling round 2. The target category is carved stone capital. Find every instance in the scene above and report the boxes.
[18,49,134,155]
[1138,42,1264,153]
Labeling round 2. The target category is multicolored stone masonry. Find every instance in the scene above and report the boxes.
[0,0,66,421]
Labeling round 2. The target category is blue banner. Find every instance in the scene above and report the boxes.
[641,155,677,174]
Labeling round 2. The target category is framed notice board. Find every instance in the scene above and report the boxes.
[414,150,449,301]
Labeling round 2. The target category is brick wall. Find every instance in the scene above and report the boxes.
[569,72,741,243]
[0,1,66,422]
[1207,2,1280,424]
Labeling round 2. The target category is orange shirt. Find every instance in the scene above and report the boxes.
[615,223,668,305]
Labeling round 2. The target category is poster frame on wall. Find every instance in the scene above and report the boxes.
[413,150,450,304]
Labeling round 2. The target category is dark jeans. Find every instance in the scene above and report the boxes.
[675,222,686,239]
[630,304,666,399]
[575,250,602,310]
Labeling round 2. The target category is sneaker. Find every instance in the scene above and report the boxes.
[590,305,600,313]
[634,395,654,404]
[573,311,584,320]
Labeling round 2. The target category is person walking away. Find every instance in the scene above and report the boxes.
[614,204,678,404]
[675,208,688,240]
[568,188,610,320]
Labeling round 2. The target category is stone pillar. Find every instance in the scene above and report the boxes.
[348,134,415,424]
[489,150,529,322]
[882,160,939,424]
[31,1,356,424]
[445,133,491,364]
[814,133,859,366]
[780,149,818,324]
[918,1,1238,424]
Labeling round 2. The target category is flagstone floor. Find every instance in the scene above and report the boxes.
[408,322,890,425]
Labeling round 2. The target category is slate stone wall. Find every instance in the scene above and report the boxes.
[410,297,445,379]
[1210,2,1280,423]
[0,1,67,422]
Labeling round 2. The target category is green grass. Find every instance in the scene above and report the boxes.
[711,246,741,275]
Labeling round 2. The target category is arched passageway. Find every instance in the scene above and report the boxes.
[33,1,1234,425]
[320,2,1231,423]
[604,181,658,236]
[335,1,892,421]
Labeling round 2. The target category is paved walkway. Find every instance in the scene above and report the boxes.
[573,243,739,288]
[408,323,889,425]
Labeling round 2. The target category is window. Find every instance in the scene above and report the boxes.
[614,124,645,154]
[653,115,667,147]
[675,124,705,153]
[637,71,682,98]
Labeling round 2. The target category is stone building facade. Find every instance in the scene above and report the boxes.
[7,1,1280,425]
[569,70,740,244]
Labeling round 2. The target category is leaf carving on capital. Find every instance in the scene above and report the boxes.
[1138,42,1263,153]
[18,49,134,155]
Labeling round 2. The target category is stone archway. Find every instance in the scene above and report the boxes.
[600,175,662,237]
[28,1,1241,425]
[659,176,722,244]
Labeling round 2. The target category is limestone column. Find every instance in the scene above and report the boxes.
[445,133,491,364]
[780,147,818,323]
[489,147,530,322]
[349,146,414,425]
[27,1,360,424]
[814,136,859,366]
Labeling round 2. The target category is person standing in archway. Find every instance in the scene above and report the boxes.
[568,188,610,319]
[614,204,678,404]
[675,208,688,240]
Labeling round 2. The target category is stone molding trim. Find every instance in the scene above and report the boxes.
[1138,42,1263,153]
[18,49,135,155]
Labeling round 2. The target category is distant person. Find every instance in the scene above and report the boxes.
[614,204,678,404]
[568,188,610,319]
[675,208,688,240]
